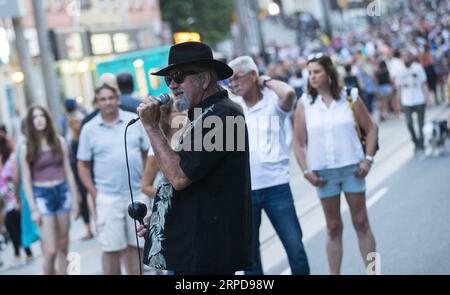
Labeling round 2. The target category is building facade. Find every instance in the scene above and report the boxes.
[0,0,164,127]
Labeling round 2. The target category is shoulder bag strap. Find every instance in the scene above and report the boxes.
[346,94,364,141]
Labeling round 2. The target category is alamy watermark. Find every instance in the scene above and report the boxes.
[67,252,81,275]
[66,0,81,17]
[366,252,381,275]
[168,108,283,157]
[366,0,383,17]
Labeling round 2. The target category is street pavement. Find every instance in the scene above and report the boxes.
[1,104,449,275]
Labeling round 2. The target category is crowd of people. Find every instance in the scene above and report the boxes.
[1,3,450,275]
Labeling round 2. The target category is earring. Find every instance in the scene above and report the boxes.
[328,78,332,85]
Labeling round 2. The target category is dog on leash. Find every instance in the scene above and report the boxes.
[423,120,448,157]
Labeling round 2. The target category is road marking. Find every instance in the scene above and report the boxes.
[275,187,389,275]
[367,187,389,209]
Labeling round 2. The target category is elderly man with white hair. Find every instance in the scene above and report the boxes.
[228,56,310,275]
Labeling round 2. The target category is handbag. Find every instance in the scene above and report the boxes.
[346,88,379,154]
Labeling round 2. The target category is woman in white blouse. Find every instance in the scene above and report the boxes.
[293,54,378,275]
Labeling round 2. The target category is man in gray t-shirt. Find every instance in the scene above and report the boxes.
[77,84,149,275]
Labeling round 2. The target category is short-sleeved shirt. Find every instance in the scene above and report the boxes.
[232,88,291,190]
[301,90,364,171]
[77,109,149,197]
[159,90,252,273]
[396,62,427,107]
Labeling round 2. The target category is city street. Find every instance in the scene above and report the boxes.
[1,104,449,275]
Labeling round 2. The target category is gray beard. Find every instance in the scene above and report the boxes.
[174,95,191,112]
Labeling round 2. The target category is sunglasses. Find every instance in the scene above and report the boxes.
[307,52,325,62]
[164,71,199,86]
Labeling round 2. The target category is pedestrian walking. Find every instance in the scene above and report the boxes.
[0,133,34,267]
[77,84,149,275]
[20,106,81,275]
[396,51,428,152]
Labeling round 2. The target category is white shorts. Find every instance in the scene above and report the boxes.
[96,192,147,252]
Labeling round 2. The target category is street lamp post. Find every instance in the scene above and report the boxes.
[10,17,37,107]
[234,0,249,56]
[32,0,62,117]
[321,0,333,38]
[248,0,269,64]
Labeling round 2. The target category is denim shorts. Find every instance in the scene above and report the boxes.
[378,84,393,97]
[33,182,72,216]
[315,164,366,199]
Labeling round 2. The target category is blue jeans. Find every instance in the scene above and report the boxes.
[245,183,310,275]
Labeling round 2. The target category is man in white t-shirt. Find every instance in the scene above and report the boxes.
[228,56,310,275]
[396,52,428,151]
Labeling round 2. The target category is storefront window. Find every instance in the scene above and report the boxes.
[91,34,113,55]
[66,33,83,59]
[113,33,130,53]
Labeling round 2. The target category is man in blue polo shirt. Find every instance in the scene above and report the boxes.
[77,84,149,275]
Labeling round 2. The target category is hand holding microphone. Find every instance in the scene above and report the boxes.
[128,201,150,240]
[129,93,171,127]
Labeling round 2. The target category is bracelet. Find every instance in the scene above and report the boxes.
[303,169,310,176]
[365,155,374,164]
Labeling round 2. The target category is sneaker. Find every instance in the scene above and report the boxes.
[9,256,24,269]
[81,232,94,241]
[25,255,35,264]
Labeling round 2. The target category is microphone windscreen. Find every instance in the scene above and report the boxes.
[155,93,170,105]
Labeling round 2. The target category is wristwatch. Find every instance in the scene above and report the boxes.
[365,155,374,164]
[262,77,273,87]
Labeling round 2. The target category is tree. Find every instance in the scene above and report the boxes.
[160,0,234,46]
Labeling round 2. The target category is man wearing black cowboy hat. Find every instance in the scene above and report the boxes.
[137,42,252,275]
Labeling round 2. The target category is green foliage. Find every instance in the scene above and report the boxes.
[160,0,234,46]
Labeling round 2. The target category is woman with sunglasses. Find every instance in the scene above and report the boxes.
[293,55,378,275]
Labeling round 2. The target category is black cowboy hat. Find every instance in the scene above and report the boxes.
[151,42,233,80]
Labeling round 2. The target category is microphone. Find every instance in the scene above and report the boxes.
[128,201,149,230]
[127,93,171,126]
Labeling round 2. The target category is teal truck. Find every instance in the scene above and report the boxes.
[96,45,170,97]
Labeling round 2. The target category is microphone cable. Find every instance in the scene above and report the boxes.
[124,121,143,276]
